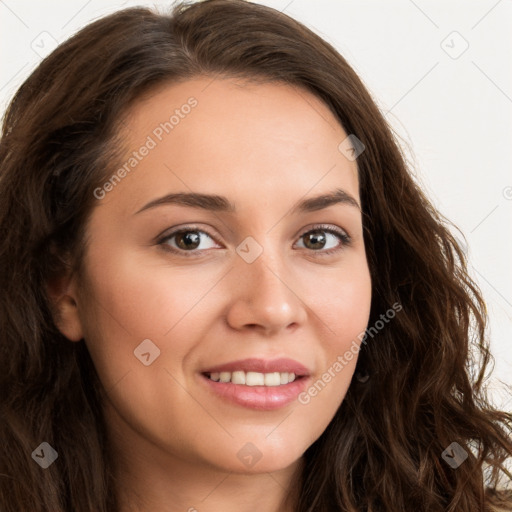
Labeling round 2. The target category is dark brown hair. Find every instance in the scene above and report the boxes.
[1,1,511,510]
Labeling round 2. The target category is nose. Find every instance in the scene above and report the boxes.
[225,245,308,336]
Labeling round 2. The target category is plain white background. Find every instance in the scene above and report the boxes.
[1,0,510,408]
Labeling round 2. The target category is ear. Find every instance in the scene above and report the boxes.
[46,269,84,342]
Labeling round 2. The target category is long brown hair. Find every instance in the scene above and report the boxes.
[1,1,511,510]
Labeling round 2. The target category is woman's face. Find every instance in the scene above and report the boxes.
[61,76,372,475]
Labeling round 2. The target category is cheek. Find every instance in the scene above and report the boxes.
[300,260,371,402]
[81,246,206,339]
[305,259,372,345]
[77,244,238,394]
[76,247,182,385]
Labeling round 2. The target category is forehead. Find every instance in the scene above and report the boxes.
[106,76,360,214]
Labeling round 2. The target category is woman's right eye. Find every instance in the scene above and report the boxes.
[158,227,220,257]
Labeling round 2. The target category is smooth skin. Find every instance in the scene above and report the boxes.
[50,76,372,512]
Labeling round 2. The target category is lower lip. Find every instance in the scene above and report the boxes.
[199,373,311,411]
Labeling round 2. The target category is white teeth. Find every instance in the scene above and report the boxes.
[246,371,265,386]
[231,371,246,385]
[206,371,297,386]
[219,372,231,383]
[264,372,280,386]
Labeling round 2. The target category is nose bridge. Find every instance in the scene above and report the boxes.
[225,233,307,332]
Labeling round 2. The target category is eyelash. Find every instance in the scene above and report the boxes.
[157,224,351,258]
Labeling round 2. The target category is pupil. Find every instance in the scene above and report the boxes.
[178,231,200,249]
[307,230,325,249]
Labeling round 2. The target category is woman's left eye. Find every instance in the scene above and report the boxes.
[295,226,351,255]
[157,224,351,257]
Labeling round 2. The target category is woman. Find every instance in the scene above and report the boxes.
[0,1,510,510]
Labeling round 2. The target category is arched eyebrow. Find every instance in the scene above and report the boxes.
[134,187,361,215]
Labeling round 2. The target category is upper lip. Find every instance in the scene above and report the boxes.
[201,358,311,377]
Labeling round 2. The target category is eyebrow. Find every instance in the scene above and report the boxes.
[134,187,360,216]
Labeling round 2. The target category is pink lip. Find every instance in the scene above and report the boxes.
[200,357,311,377]
[198,358,312,411]
[199,373,312,411]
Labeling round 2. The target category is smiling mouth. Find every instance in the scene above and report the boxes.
[202,371,304,387]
